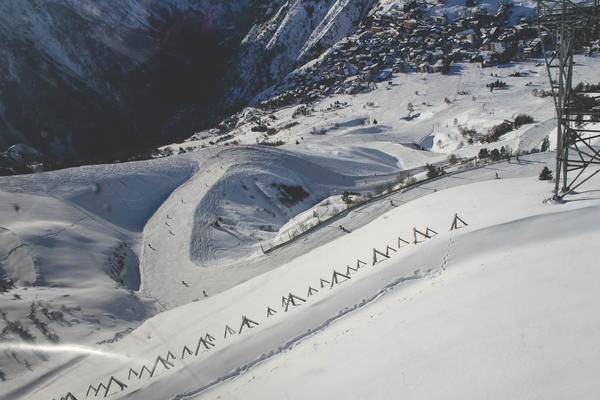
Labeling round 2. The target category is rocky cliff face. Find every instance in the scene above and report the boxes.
[222,0,375,112]
[0,0,372,164]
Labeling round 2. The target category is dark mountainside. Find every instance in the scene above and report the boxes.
[0,0,260,165]
[0,0,373,171]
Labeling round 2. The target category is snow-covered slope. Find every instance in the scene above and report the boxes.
[1,0,599,395]
[204,193,600,400]
[139,145,403,308]
[11,154,600,400]
[182,56,600,163]
[0,154,200,386]
[1,48,598,395]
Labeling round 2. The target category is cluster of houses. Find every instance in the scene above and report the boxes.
[259,0,542,110]
[183,0,598,149]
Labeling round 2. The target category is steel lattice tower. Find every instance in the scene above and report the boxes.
[537,0,600,199]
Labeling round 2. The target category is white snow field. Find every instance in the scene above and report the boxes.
[202,187,600,400]
[181,56,600,160]
[12,156,600,400]
[1,42,599,400]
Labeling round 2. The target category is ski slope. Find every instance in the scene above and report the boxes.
[138,145,405,309]
[11,157,600,400]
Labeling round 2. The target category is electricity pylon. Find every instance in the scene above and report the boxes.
[537,0,600,199]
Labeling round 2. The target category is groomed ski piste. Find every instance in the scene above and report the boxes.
[1,51,600,400]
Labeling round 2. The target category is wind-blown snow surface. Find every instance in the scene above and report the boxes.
[14,157,600,400]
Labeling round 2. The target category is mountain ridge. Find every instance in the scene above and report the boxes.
[0,0,373,165]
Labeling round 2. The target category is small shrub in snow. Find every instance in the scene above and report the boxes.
[28,303,59,343]
[374,183,388,194]
[478,148,490,159]
[292,104,313,119]
[0,278,16,293]
[341,191,359,206]
[0,312,35,342]
[426,163,444,179]
[272,184,309,207]
[514,114,534,129]
[539,167,553,181]
[156,147,174,157]
[41,307,67,325]
[541,136,550,152]
[484,121,513,143]
[282,121,300,130]
[394,175,406,187]
[490,148,503,161]
[405,177,417,186]
[214,134,234,144]
[574,81,600,93]
[459,125,477,138]
[251,125,268,133]
[531,88,553,98]
[486,80,507,90]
